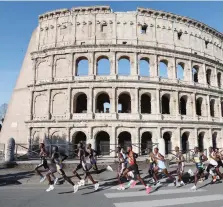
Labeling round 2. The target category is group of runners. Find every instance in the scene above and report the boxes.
[35,141,223,194]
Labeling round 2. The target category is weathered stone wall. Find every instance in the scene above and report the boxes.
[1,6,223,156]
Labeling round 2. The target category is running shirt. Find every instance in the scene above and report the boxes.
[208,151,218,166]
[87,148,97,165]
[155,153,166,169]
[127,151,138,165]
[51,151,67,170]
[176,152,185,167]
[193,152,204,169]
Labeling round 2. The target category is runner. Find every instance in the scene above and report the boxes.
[206,147,218,182]
[190,147,208,191]
[214,148,223,180]
[45,146,78,193]
[174,146,185,186]
[148,151,160,186]
[86,143,99,173]
[153,147,176,185]
[118,145,152,194]
[76,142,100,191]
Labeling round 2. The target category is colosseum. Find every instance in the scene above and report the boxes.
[1,5,223,157]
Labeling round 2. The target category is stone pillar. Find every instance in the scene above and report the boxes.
[110,126,116,157]
[213,66,218,87]
[89,52,94,77]
[49,55,54,82]
[174,91,179,116]
[219,97,222,120]
[47,89,51,120]
[135,128,140,155]
[111,87,116,113]
[110,52,116,76]
[133,88,139,113]
[30,90,34,120]
[131,53,138,78]
[68,53,73,79]
[192,93,196,118]
[156,89,160,114]
[67,87,71,119]
[175,128,181,149]
[88,87,93,113]
[206,95,210,119]
[73,55,77,76]
[202,63,207,85]
[5,138,15,162]
[89,127,95,148]
[186,60,192,82]
[32,59,37,84]
[150,55,158,77]
[172,57,177,79]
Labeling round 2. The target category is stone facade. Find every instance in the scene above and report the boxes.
[1,6,223,156]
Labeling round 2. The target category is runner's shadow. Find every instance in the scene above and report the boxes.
[81,187,110,195]
[58,190,74,194]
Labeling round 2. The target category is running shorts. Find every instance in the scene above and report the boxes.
[82,162,92,171]
[177,164,184,174]
[36,159,49,169]
[127,164,139,175]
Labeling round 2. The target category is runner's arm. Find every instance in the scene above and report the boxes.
[60,152,68,162]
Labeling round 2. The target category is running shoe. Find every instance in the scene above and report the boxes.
[46,185,54,192]
[77,179,85,187]
[146,186,152,194]
[106,165,113,172]
[126,180,134,188]
[154,181,161,187]
[191,185,196,191]
[94,182,99,191]
[40,176,46,183]
[117,185,125,190]
[54,178,59,185]
[73,185,78,194]
[213,176,217,183]
[130,181,137,188]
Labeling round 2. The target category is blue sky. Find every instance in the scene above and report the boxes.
[0,1,222,106]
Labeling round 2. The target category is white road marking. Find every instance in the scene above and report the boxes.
[114,194,223,207]
[105,188,206,198]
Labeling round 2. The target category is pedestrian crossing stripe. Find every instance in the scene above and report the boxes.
[113,194,223,207]
[104,188,206,198]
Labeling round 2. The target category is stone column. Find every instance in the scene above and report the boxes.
[49,55,54,82]
[47,89,51,120]
[67,87,71,119]
[111,87,116,113]
[68,53,73,80]
[188,60,193,83]
[110,52,116,76]
[213,66,218,87]
[131,53,138,78]
[87,87,93,114]
[32,59,37,84]
[89,52,95,77]
[192,93,196,118]
[192,128,198,149]
[30,90,34,120]
[202,63,207,85]
[150,55,158,77]
[206,95,210,119]
[174,91,179,116]
[73,55,77,76]
[156,89,160,114]
[174,128,181,149]
[219,97,222,120]
[135,128,140,155]
[172,57,177,79]
[110,126,116,157]
[133,88,139,113]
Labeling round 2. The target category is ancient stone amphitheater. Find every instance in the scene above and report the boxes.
[1,6,223,157]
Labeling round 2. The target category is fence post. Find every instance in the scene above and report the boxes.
[5,137,15,162]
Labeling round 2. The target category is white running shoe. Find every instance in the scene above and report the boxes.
[46,185,54,192]
[54,178,59,185]
[40,176,46,183]
[180,181,185,186]
[94,182,99,191]
[77,179,85,187]
[191,185,196,191]
[73,185,78,194]
[106,165,113,172]
[117,185,125,190]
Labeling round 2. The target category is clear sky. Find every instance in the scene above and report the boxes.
[0,1,222,106]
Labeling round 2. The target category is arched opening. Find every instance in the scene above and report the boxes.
[192,66,199,83]
[159,60,168,78]
[212,132,217,149]
[118,57,130,76]
[76,57,88,76]
[141,93,151,114]
[96,131,110,155]
[141,132,152,155]
[118,131,132,151]
[161,94,170,114]
[217,72,221,88]
[97,57,110,75]
[196,97,202,116]
[180,96,187,115]
[96,93,110,113]
[206,69,212,85]
[118,93,131,113]
[198,132,204,152]
[139,58,150,76]
[72,131,87,150]
[177,63,184,80]
[163,132,171,155]
[74,93,87,113]
[181,132,189,153]
[210,99,215,117]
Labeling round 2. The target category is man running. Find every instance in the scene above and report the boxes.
[190,147,208,191]
[148,151,160,186]
[153,147,176,185]
[118,145,152,194]
[86,143,99,173]
[45,146,78,193]
[175,146,185,186]
[206,147,219,182]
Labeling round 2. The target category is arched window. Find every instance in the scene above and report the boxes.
[212,132,217,149]
[180,96,187,115]
[72,131,87,151]
[96,93,110,113]
[192,66,199,83]
[118,131,132,151]
[210,99,215,117]
[161,94,170,114]
[217,72,221,88]
[96,131,110,155]
[139,58,150,76]
[196,97,202,116]
[163,132,171,155]
[181,132,189,153]
[206,69,211,85]
[141,132,152,155]
[118,93,131,113]
[177,63,184,80]
[141,93,151,114]
[159,60,168,78]
[198,132,204,151]
[118,57,130,76]
[76,57,88,76]
[73,93,87,113]
[97,57,110,75]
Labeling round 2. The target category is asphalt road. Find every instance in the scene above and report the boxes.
[0,175,223,207]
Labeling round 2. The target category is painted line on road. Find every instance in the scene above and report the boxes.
[105,188,206,198]
[114,194,223,207]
